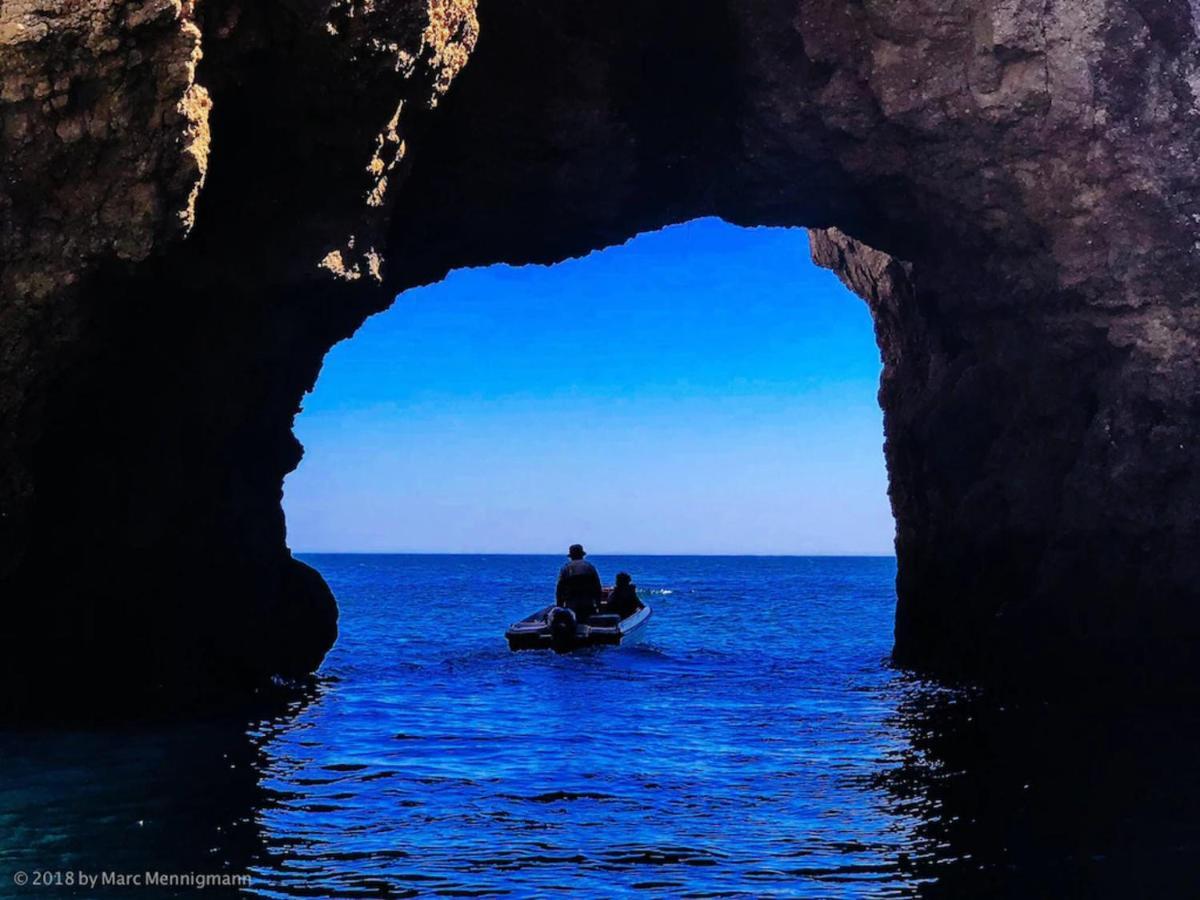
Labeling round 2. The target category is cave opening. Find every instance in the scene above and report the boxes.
[2,0,1196,718]
[283,218,894,561]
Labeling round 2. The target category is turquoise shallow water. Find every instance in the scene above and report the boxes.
[1,555,1198,898]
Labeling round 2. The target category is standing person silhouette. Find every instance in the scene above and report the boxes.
[555,544,603,620]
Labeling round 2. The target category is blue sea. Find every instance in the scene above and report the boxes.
[2,555,1198,897]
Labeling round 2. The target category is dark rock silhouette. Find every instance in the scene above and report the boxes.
[876,683,1200,897]
[2,0,1198,710]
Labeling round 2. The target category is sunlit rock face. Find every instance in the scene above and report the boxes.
[1,0,1198,712]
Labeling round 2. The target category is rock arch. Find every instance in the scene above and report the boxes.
[2,0,1198,711]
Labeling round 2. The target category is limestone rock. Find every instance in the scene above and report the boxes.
[1,0,1198,711]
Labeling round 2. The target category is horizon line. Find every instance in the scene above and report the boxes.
[292,550,897,558]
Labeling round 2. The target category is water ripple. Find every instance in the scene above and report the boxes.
[3,556,1198,897]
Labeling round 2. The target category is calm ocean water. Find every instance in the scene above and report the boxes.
[2,555,1199,897]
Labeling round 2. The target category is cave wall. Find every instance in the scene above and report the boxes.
[1,0,1199,712]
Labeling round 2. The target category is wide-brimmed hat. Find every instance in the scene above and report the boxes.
[568,544,586,559]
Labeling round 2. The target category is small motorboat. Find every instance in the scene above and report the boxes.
[506,590,652,652]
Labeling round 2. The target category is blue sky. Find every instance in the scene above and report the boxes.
[284,218,894,554]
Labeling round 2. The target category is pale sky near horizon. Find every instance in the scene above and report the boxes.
[284,219,895,555]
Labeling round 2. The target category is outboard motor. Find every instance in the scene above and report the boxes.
[547,606,577,651]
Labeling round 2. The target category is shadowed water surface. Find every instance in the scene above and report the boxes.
[1,555,1198,897]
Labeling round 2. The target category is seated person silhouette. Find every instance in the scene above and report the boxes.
[608,571,643,619]
[555,543,603,620]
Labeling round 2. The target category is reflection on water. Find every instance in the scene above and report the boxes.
[876,684,1200,898]
[1,556,1197,897]
[0,687,317,893]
